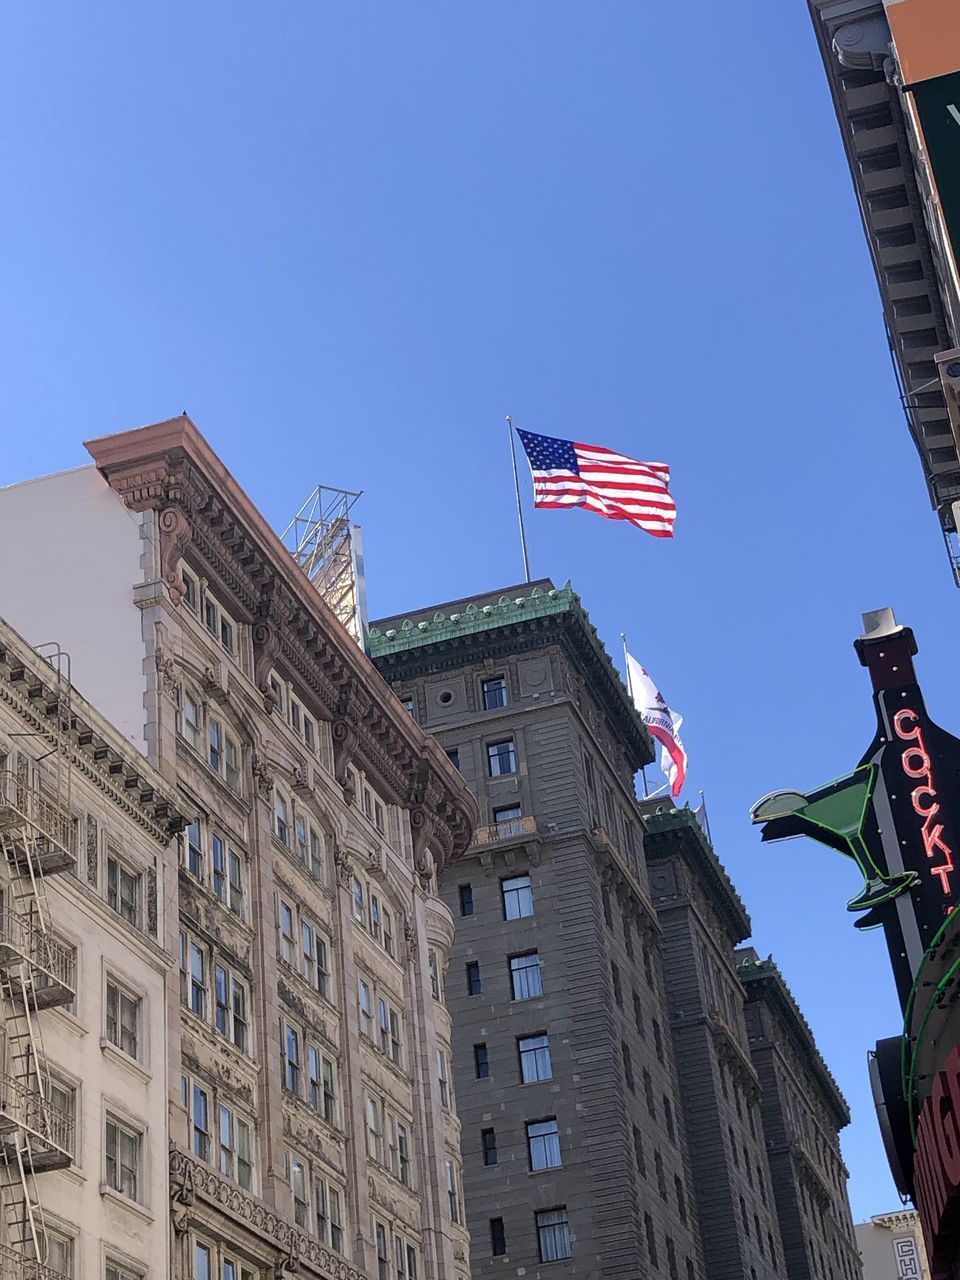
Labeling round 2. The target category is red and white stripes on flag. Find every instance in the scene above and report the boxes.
[516,428,677,539]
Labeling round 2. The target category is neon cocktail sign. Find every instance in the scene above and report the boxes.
[894,708,955,897]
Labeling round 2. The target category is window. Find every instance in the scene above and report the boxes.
[308,825,325,879]
[611,962,623,1007]
[296,814,308,863]
[633,991,644,1035]
[208,718,223,773]
[446,747,460,770]
[643,1068,656,1118]
[358,979,374,1039]
[282,1021,301,1094]
[655,1149,666,1198]
[43,1227,74,1277]
[274,791,289,846]
[186,820,204,879]
[105,1115,141,1201]
[465,961,482,995]
[183,690,201,750]
[288,1152,309,1229]
[518,1033,552,1083]
[278,900,295,965]
[645,1213,658,1267]
[189,941,207,1018]
[501,873,534,920]
[481,1128,498,1165]
[181,567,198,611]
[106,980,140,1059]
[106,855,140,927]
[302,921,331,999]
[190,1081,211,1160]
[401,697,415,717]
[387,1114,411,1186]
[490,1218,506,1257]
[365,1096,383,1163]
[667,1238,678,1280]
[106,1265,142,1280]
[537,1208,572,1262]
[487,739,517,776]
[482,676,508,710]
[315,1178,344,1252]
[458,884,474,917]
[446,1160,461,1223]
[493,804,523,832]
[602,885,613,927]
[352,878,365,924]
[389,1009,403,1067]
[474,1043,489,1079]
[623,914,635,959]
[303,716,316,752]
[653,1018,664,1058]
[219,1104,253,1190]
[621,1041,635,1091]
[212,837,244,916]
[225,734,240,792]
[664,1096,675,1143]
[195,1243,212,1280]
[376,1222,390,1280]
[215,966,248,1051]
[428,950,441,1001]
[527,1118,562,1171]
[633,1125,646,1176]
[47,1077,76,1159]
[437,1050,449,1107]
[378,998,389,1055]
[510,951,543,1000]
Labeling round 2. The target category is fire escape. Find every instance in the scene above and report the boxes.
[0,644,77,1279]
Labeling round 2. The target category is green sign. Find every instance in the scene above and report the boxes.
[912,70,960,273]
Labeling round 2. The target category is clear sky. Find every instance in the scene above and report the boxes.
[2,0,956,1222]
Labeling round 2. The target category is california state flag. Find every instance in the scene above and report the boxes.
[625,652,688,798]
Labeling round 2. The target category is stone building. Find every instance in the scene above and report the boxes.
[855,1211,930,1280]
[0,616,185,1279]
[737,949,861,1280]
[643,805,788,1280]
[0,415,478,1280]
[369,582,703,1280]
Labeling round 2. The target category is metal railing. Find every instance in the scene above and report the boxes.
[0,1245,65,1280]
[472,815,538,846]
[0,1075,73,1158]
[0,773,73,855]
[0,912,75,994]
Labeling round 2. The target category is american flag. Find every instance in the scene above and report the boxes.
[516,429,676,539]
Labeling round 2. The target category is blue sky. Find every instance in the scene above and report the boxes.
[2,0,957,1221]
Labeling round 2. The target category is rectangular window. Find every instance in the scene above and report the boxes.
[283,1022,301,1094]
[212,834,226,900]
[501,873,534,920]
[490,1218,506,1258]
[274,791,289,845]
[474,1043,489,1079]
[302,921,331,998]
[208,718,223,773]
[278,900,295,965]
[366,1096,383,1163]
[428,950,441,1001]
[382,907,394,956]
[288,1152,309,1229]
[446,747,460,770]
[527,1118,562,1171]
[611,961,623,1007]
[378,997,390,1055]
[321,1056,337,1125]
[304,716,316,751]
[352,878,365,924]
[493,804,523,833]
[437,1050,449,1108]
[446,1160,461,1223]
[376,1223,390,1280]
[481,1127,498,1166]
[358,979,373,1039]
[465,960,482,995]
[487,739,517,777]
[308,1044,321,1110]
[224,734,240,792]
[106,980,140,1059]
[227,847,243,916]
[47,1077,75,1159]
[181,567,198,611]
[195,1243,211,1280]
[622,1041,635,1092]
[183,691,201,750]
[518,1033,552,1083]
[106,1264,142,1280]
[633,1125,646,1176]
[308,826,324,879]
[645,1213,659,1267]
[105,1115,141,1201]
[458,884,474,917]
[220,615,234,653]
[509,951,543,1000]
[192,1082,211,1160]
[482,676,508,710]
[537,1208,572,1262]
[389,1008,403,1067]
[107,855,139,926]
[43,1228,74,1278]
[190,942,207,1018]
[186,820,204,880]
[219,1104,253,1191]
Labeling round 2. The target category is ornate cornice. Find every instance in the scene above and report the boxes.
[170,1146,362,1279]
[0,631,186,843]
[86,417,478,880]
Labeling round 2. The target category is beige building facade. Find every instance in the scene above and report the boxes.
[855,1212,930,1280]
[0,618,184,1279]
[0,416,477,1280]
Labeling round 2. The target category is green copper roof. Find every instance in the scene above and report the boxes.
[368,582,580,655]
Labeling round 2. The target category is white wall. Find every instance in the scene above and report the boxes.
[0,466,147,746]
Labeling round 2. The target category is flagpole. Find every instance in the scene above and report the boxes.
[621,631,649,799]
[507,416,532,583]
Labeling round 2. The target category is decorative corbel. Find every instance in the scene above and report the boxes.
[252,753,275,799]
[334,841,354,888]
[158,505,192,606]
[169,1147,195,1236]
[332,717,358,798]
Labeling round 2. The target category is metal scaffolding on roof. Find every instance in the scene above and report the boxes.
[281,485,368,647]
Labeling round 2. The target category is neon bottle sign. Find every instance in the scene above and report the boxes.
[894,708,955,897]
